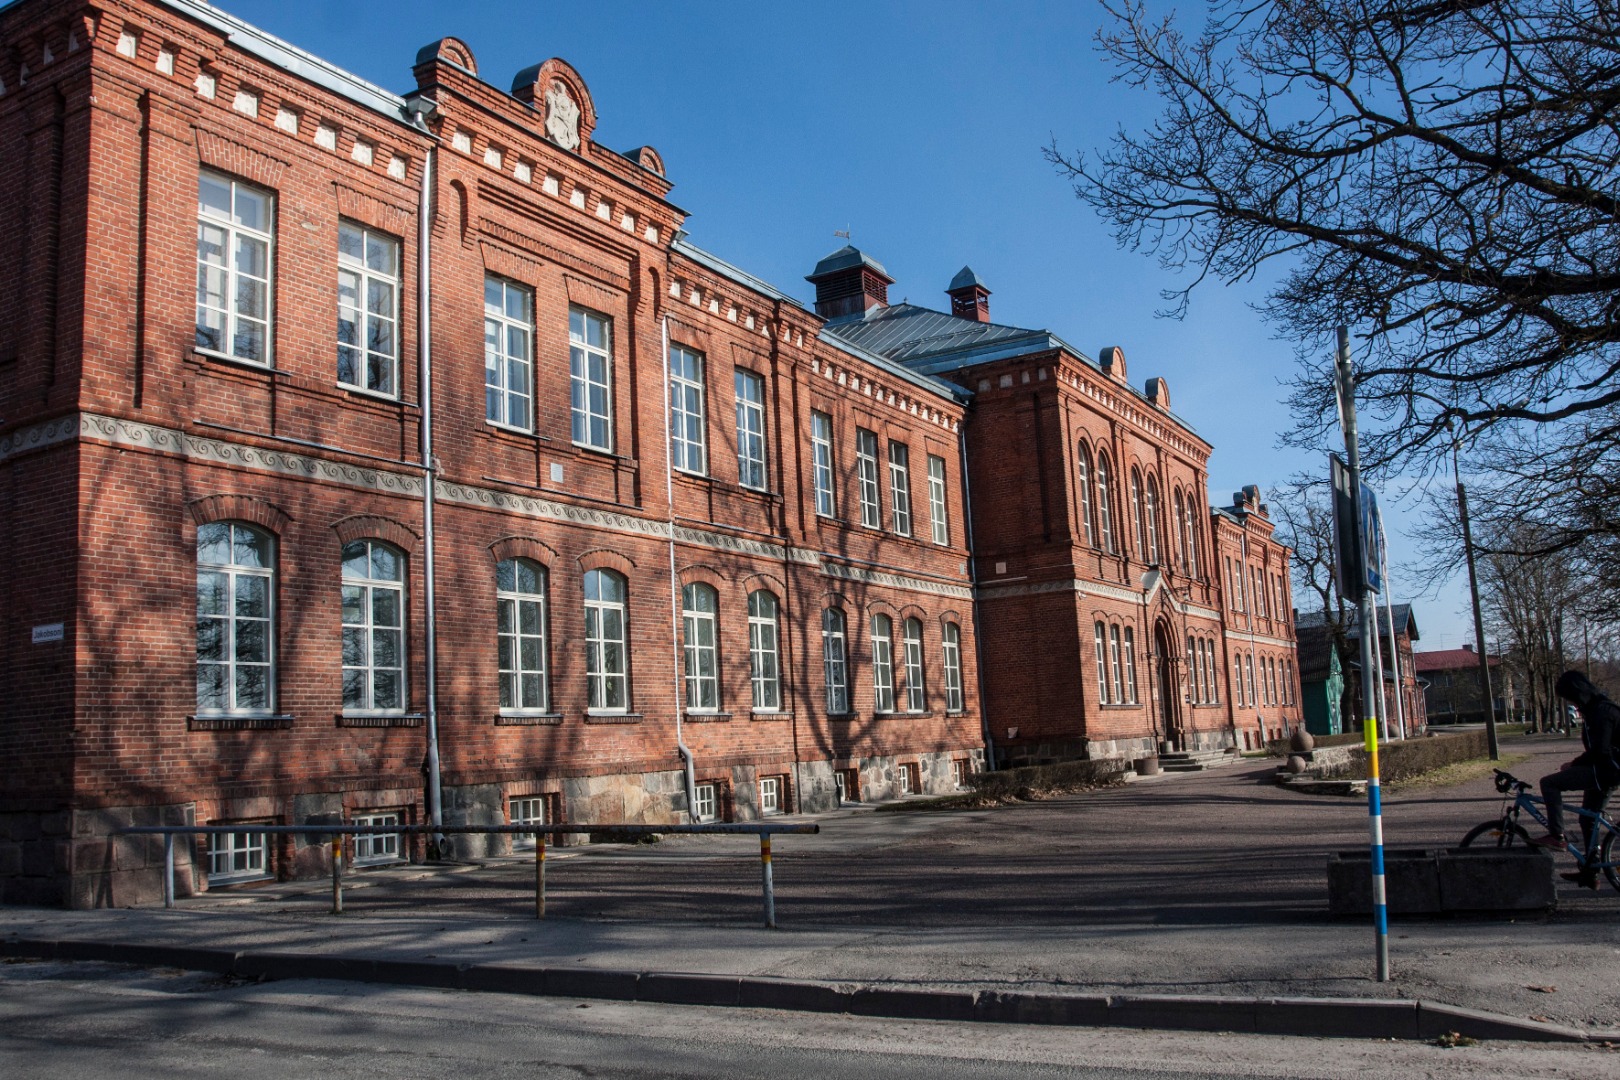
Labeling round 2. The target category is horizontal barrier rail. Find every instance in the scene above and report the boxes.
[118,822,820,927]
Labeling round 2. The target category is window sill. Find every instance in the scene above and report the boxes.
[1097,703,1143,710]
[826,712,858,722]
[193,347,280,375]
[339,382,409,407]
[188,714,294,731]
[583,712,643,724]
[486,420,535,438]
[495,713,563,726]
[684,711,732,723]
[750,711,792,722]
[336,713,425,727]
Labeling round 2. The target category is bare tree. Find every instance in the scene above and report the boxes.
[1051,0,1620,520]
[1477,522,1576,728]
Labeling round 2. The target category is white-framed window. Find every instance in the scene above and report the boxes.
[943,622,965,713]
[1123,626,1138,704]
[1144,476,1161,565]
[692,782,718,823]
[1095,621,1110,704]
[1109,624,1125,704]
[897,763,917,796]
[668,344,707,474]
[1205,640,1219,703]
[871,614,895,713]
[903,616,926,712]
[1077,444,1096,547]
[1183,495,1200,577]
[748,590,782,711]
[1186,634,1199,703]
[1253,567,1267,617]
[810,411,836,517]
[734,369,768,490]
[341,539,405,713]
[570,306,613,451]
[585,569,629,712]
[823,607,850,714]
[196,521,274,715]
[351,812,403,865]
[759,775,782,815]
[952,759,970,787]
[888,441,912,536]
[1233,655,1246,706]
[856,428,881,528]
[207,825,269,883]
[927,455,949,545]
[1095,453,1115,553]
[337,222,399,396]
[484,275,532,430]
[497,558,548,713]
[196,170,273,364]
[509,795,547,848]
[1130,469,1147,560]
[682,583,720,712]
[1245,652,1257,705]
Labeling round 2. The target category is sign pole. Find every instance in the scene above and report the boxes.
[1335,326,1390,982]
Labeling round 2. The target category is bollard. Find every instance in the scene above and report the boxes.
[163,833,175,909]
[331,835,344,915]
[535,834,546,920]
[760,833,775,928]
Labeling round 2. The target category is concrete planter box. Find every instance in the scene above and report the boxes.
[1326,848,1555,915]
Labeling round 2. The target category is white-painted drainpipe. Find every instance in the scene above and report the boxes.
[660,312,698,817]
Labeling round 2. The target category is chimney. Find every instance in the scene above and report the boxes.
[947,266,991,323]
[806,245,893,320]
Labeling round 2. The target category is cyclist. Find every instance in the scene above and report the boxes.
[1529,670,1620,888]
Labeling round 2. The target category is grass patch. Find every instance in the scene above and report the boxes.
[1384,751,1530,793]
[1315,729,1495,786]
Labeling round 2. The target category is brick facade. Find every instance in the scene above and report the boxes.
[0,0,1296,907]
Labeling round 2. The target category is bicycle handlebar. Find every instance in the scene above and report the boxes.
[1493,769,1530,795]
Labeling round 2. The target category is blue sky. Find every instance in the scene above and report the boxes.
[215,0,1474,648]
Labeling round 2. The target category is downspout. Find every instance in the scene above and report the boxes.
[660,312,698,818]
[958,420,995,771]
[413,121,445,853]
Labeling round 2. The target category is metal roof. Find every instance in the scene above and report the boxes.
[823,303,1064,367]
[948,266,988,292]
[669,238,968,405]
[806,245,892,283]
[1295,604,1420,641]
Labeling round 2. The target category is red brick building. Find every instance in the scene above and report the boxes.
[0,0,1298,906]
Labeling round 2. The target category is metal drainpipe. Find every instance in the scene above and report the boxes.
[958,421,995,771]
[414,129,445,853]
[660,312,698,818]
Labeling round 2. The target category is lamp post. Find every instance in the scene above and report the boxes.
[1450,424,1499,761]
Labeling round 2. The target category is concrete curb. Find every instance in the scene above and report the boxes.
[2,936,1603,1044]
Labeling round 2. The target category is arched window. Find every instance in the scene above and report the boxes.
[1109,624,1124,704]
[681,583,719,711]
[584,569,628,712]
[1184,496,1200,578]
[197,521,275,714]
[342,538,405,712]
[1234,654,1246,706]
[1185,634,1197,703]
[1144,476,1161,565]
[748,590,782,711]
[1076,443,1096,547]
[902,617,926,712]
[871,614,895,713]
[1204,640,1216,703]
[1174,489,1189,571]
[1095,453,1116,553]
[1245,653,1257,706]
[822,608,849,714]
[1122,626,1138,704]
[497,557,548,713]
[1094,621,1110,704]
[1130,468,1146,561]
[942,622,964,713]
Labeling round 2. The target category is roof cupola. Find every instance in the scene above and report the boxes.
[946,266,991,323]
[806,245,893,319]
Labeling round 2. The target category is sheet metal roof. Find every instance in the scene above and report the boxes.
[1296,603,1420,641]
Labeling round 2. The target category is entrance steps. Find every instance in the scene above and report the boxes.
[1157,748,1240,773]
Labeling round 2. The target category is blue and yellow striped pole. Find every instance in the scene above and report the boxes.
[1336,326,1390,981]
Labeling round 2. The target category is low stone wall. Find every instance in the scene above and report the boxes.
[1327,848,1556,914]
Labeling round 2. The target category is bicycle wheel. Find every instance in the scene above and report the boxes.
[1460,820,1531,848]
[1598,829,1620,893]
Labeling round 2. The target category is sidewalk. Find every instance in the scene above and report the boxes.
[5,735,1616,1043]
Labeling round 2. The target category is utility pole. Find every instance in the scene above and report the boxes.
[1451,428,1499,761]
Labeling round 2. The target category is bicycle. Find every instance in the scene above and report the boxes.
[1458,769,1620,892]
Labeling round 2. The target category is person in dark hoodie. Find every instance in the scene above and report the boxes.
[1529,670,1620,888]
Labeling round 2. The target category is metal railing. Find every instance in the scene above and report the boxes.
[118,822,819,928]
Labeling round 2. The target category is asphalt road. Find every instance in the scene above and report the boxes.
[4,959,1611,1079]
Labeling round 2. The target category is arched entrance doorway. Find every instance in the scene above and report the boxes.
[1154,622,1181,751]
